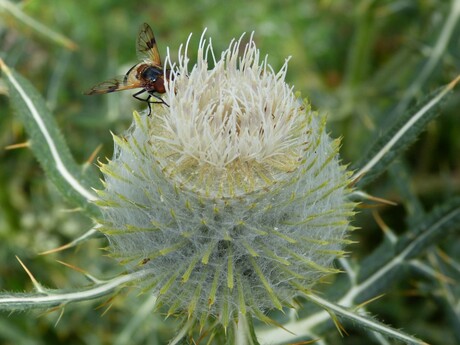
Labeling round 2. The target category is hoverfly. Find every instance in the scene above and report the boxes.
[85,23,171,115]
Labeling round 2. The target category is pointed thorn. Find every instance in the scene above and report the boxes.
[95,296,116,312]
[353,191,397,206]
[54,307,65,327]
[85,144,103,167]
[5,141,30,150]
[15,256,46,293]
[39,243,73,255]
[55,260,103,284]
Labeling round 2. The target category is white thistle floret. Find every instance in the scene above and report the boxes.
[155,32,307,197]
[96,30,354,329]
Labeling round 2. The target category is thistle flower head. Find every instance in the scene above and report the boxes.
[96,30,354,333]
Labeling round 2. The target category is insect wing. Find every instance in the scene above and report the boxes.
[136,23,162,67]
[84,75,143,95]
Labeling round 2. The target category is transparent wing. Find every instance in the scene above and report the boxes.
[136,23,162,67]
[84,75,142,95]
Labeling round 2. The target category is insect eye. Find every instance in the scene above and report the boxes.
[143,67,162,82]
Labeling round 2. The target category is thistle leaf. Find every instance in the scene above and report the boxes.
[1,60,100,215]
[304,292,428,345]
[353,75,460,187]
[356,197,460,302]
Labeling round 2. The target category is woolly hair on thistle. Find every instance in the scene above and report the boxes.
[95,30,355,329]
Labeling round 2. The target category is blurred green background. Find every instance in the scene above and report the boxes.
[1,0,459,344]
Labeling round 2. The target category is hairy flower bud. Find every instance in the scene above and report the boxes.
[96,32,354,330]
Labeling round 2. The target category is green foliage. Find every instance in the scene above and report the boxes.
[2,64,100,215]
[1,0,459,344]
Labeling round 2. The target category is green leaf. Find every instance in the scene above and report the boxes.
[352,75,460,187]
[0,269,149,311]
[388,160,426,227]
[356,197,460,302]
[431,251,460,344]
[1,60,100,216]
[303,292,428,345]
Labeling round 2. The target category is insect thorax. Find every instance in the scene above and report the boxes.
[140,65,163,82]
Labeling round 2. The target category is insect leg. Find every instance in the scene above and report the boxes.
[132,89,147,99]
[148,91,170,108]
[132,89,153,116]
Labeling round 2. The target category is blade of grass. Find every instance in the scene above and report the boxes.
[0,0,78,50]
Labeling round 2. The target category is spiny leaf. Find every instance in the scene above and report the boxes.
[0,60,101,216]
[304,292,428,345]
[0,269,151,311]
[353,75,460,187]
[356,197,460,302]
